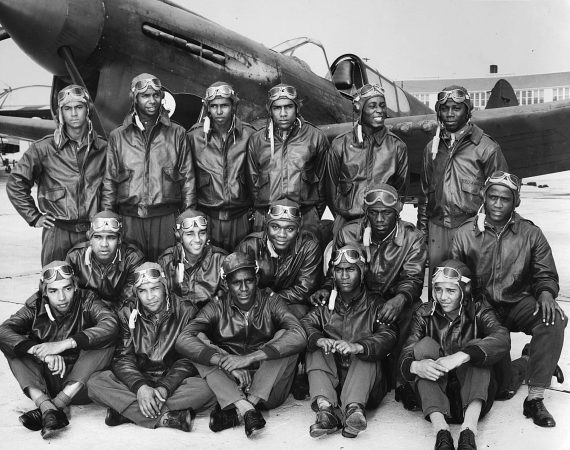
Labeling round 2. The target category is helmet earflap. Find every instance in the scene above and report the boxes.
[174,227,182,242]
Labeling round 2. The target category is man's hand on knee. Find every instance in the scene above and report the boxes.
[410,359,447,381]
[533,292,566,326]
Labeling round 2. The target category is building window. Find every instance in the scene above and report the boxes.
[516,89,544,105]
[471,91,490,109]
[553,86,570,101]
[413,93,430,107]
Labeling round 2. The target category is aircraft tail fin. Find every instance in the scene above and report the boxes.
[486,79,519,109]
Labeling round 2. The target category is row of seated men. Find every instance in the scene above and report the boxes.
[0,175,566,450]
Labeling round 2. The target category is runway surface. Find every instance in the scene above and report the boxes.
[0,167,568,449]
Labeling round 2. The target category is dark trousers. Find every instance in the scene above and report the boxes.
[87,371,216,428]
[427,221,458,294]
[412,337,494,421]
[493,295,566,389]
[6,347,114,403]
[205,211,251,253]
[41,225,86,265]
[390,298,422,386]
[123,213,176,261]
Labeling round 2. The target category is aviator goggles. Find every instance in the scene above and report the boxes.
[357,84,385,99]
[205,84,235,101]
[57,86,90,104]
[363,189,399,207]
[134,268,165,287]
[268,205,302,220]
[176,216,208,231]
[131,77,162,94]
[41,264,74,284]
[437,88,470,104]
[91,217,122,233]
[485,171,520,192]
[331,248,366,266]
[432,266,470,284]
[268,85,297,102]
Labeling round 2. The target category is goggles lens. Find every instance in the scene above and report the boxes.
[91,217,122,233]
[433,266,470,284]
[205,85,234,101]
[268,85,297,101]
[437,89,470,104]
[331,248,366,266]
[57,86,89,103]
[358,84,385,99]
[268,205,302,220]
[176,216,208,231]
[134,268,165,287]
[41,264,74,283]
[132,78,162,94]
[486,171,520,191]
[363,189,398,207]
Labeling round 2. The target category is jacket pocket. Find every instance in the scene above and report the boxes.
[116,169,133,201]
[40,187,67,217]
[302,169,319,201]
[460,181,483,213]
[162,167,182,201]
[198,171,214,204]
[335,181,354,212]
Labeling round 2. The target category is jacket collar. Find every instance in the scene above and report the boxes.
[123,107,171,129]
[335,288,366,313]
[352,124,387,146]
[472,211,520,235]
[38,290,79,322]
[85,244,123,268]
[367,219,403,247]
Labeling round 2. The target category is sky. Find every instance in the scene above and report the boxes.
[1,0,569,90]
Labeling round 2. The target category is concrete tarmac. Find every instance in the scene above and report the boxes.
[0,168,568,449]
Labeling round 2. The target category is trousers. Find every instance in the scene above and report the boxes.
[123,213,176,261]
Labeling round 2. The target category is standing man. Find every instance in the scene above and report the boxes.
[7,85,106,265]
[418,85,507,284]
[102,73,196,261]
[188,82,255,252]
[451,171,566,428]
[326,84,408,234]
[0,261,118,439]
[65,211,145,308]
[176,252,306,438]
[302,245,397,439]
[88,263,215,431]
[247,83,329,237]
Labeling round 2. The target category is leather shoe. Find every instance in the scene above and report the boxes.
[457,428,477,450]
[209,403,240,432]
[523,398,556,427]
[41,409,69,439]
[395,384,420,411]
[243,408,266,438]
[156,408,195,432]
[19,408,42,431]
[309,405,341,438]
[105,408,133,427]
[342,403,366,438]
[434,429,455,450]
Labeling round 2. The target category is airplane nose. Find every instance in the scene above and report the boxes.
[0,0,104,76]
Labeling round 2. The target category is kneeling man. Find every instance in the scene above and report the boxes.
[0,261,118,439]
[176,252,306,438]
[302,245,397,439]
[88,262,215,431]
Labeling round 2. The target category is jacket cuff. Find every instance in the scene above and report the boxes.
[70,332,90,350]
[400,356,414,382]
[462,346,485,365]
[14,340,36,356]
[307,332,325,352]
[197,347,219,366]
[536,287,558,299]
[131,380,148,395]
[260,344,280,360]
[29,214,42,227]
[154,381,172,397]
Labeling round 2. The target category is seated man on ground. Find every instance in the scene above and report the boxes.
[175,252,307,438]
[158,209,227,309]
[451,171,566,428]
[399,260,510,450]
[302,245,398,439]
[0,261,118,439]
[88,262,215,431]
[66,211,145,308]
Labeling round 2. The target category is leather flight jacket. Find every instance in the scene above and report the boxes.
[301,289,398,364]
[326,125,408,220]
[235,230,322,308]
[246,117,328,213]
[0,289,118,367]
[417,124,507,232]
[399,298,510,383]
[158,243,228,309]
[326,220,426,304]
[112,295,199,396]
[7,130,106,229]
[102,110,196,218]
[450,213,559,305]
[65,241,145,307]
[188,117,255,219]
[175,288,306,365]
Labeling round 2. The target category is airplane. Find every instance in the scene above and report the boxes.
[0,0,570,198]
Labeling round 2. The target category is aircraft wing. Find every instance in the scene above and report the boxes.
[0,115,55,141]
